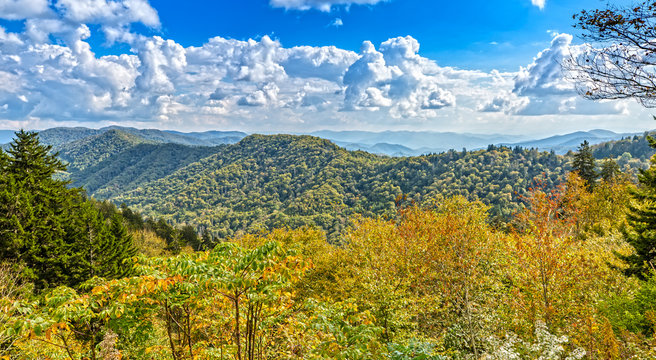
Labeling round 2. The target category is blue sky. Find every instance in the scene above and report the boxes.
[145,0,607,71]
[67,0,633,71]
[0,0,650,135]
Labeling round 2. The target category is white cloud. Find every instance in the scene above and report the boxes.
[55,0,160,27]
[329,18,343,27]
[0,1,639,134]
[513,33,574,97]
[343,36,455,117]
[531,0,545,10]
[0,0,51,20]
[269,0,384,12]
[238,83,280,107]
[478,32,627,117]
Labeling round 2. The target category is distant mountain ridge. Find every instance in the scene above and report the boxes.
[0,127,648,157]
[1,126,249,148]
[309,130,529,154]
[500,129,638,154]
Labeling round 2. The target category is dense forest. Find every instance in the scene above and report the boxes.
[43,129,575,240]
[2,128,656,359]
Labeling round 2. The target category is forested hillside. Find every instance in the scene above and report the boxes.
[71,142,224,199]
[591,132,656,168]
[105,135,568,239]
[36,128,655,241]
[3,130,654,359]
[57,129,156,172]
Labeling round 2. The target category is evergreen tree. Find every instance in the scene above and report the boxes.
[200,231,217,251]
[572,140,597,189]
[0,130,78,289]
[180,225,200,251]
[0,131,136,290]
[623,136,656,278]
[600,158,621,182]
[105,214,137,278]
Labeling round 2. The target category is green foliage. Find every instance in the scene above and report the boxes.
[72,141,222,199]
[623,136,656,279]
[0,131,136,291]
[104,135,569,240]
[572,140,597,188]
[600,159,622,182]
[601,271,656,337]
[57,129,154,172]
[387,341,447,360]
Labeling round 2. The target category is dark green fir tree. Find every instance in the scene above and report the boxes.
[600,158,621,183]
[572,140,597,189]
[623,135,656,278]
[0,130,137,290]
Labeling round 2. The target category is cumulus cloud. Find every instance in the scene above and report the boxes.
[238,83,280,107]
[55,0,160,28]
[343,36,455,117]
[0,0,636,132]
[0,0,51,20]
[531,0,545,10]
[513,33,574,97]
[329,18,343,27]
[269,0,384,12]
[479,32,626,116]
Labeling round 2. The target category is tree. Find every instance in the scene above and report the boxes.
[622,136,656,278]
[567,1,656,107]
[0,130,78,289]
[0,131,135,290]
[600,158,622,183]
[572,140,597,189]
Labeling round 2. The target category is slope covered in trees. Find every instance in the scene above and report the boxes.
[109,135,569,239]
[57,129,156,172]
[591,132,656,165]
[4,173,655,359]
[48,129,656,241]
[71,142,223,199]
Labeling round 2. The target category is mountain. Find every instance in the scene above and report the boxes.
[71,142,223,199]
[310,130,528,153]
[164,130,248,145]
[333,141,420,156]
[0,130,17,144]
[0,126,248,149]
[5,127,651,241]
[57,129,155,172]
[38,127,105,147]
[501,129,635,154]
[2,127,640,157]
[108,135,569,239]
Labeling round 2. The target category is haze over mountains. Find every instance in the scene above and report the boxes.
[1,127,645,157]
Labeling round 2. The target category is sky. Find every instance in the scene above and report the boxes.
[0,0,651,136]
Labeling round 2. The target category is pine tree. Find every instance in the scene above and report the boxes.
[0,131,137,290]
[600,159,621,183]
[180,225,200,251]
[104,214,137,278]
[0,130,78,289]
[572,140,597,189]
[623,136,656,278]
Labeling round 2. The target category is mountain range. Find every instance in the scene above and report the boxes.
[1,126,652,239]
[2,126,645,157]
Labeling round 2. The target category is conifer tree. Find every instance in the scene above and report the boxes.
[106,214,137,278]
[0,131,137,290]
[572,140,597,189]
[623,136,656,278]
[0,130,77,288]
[600,159,621,183]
